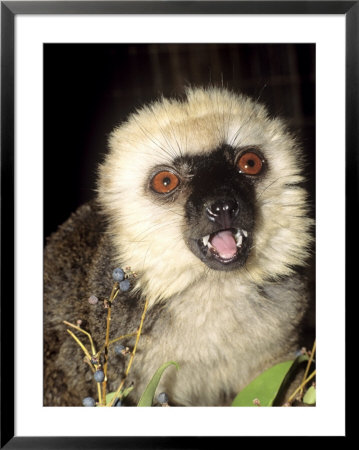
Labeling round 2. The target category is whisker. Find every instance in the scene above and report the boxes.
[159,100,184,159]
[256,175,302,200]
[148,104,182,160]
[123,217,182,243]
[131,115,176,161]
[229,83,268,147]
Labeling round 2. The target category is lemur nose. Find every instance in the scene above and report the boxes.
[206,199,239,227]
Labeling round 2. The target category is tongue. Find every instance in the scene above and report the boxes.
[210,230,237,259]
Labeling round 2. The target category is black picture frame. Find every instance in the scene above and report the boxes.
[1,1,354,447]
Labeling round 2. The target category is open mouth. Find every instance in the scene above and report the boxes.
[198,228,248,264]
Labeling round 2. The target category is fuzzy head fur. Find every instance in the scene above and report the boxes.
[98,87,312,307]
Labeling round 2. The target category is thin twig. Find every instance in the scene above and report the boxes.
[96,332,138,358]
[97,382,103,406]
[109,332,138,347]
[299,340,316,397]
[287,370,316,404]
[66,329,93,362]
[83,357,96,374]
[102,285,119,403]
[108,297,149,406]
[63,320,97,356]
[66,327,102,405]
[125,297,149,376]
[101,303,112,403]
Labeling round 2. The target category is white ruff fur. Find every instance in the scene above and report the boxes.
[126,275,305,406]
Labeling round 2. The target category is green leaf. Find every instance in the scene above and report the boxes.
[106,392,117,405]
[137,361,179,407]
[232,359,298,407]
[303,386,316,405]
[106,386,134,405]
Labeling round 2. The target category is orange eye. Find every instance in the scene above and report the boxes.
[237,151,264,175]
[151,170,180,194]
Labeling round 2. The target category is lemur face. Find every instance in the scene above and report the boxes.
[149,145,264,271]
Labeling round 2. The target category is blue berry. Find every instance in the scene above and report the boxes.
[114,343,125,355]
[94,370,105,383]
[119,279,130,292]
[157,392,168,404]
[112,268,125,282]
[82,396,96,407]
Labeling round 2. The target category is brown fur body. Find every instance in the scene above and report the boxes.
[44,88,313,406]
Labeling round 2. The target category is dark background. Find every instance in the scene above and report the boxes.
[44,43,315,240]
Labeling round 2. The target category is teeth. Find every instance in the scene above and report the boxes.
[202,235,210,246]
[236,235,243,247]
[201,229,248,248]
[235,229,242,240]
